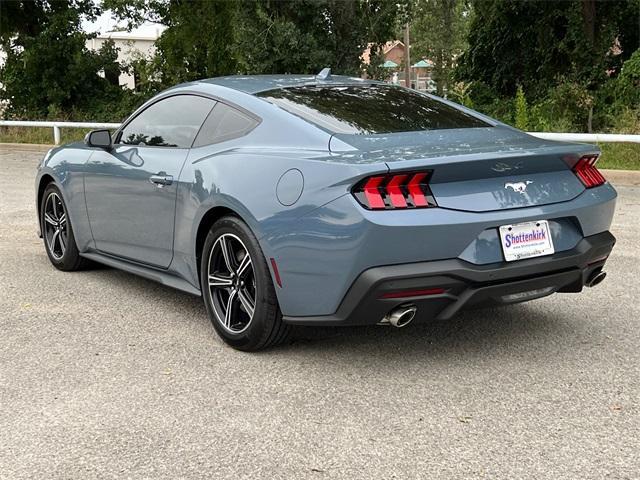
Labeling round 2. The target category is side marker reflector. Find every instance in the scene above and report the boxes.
[380,288,446,299]
[270,257,282,287]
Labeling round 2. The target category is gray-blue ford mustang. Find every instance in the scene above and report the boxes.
[35,72,617,351]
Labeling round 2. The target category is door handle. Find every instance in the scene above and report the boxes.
[149,173,173,186]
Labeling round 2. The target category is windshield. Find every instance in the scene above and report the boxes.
[257,85,489,134]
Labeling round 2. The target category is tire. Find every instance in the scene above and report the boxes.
[40,183,90,271]
[200,216,289,351]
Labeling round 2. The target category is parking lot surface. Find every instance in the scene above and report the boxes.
[1,145,639,479]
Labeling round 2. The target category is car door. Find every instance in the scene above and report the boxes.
[84,94,216,268]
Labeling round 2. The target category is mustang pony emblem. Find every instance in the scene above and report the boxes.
[505,181,533,193]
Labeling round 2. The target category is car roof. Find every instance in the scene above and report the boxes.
[196,74,383,95]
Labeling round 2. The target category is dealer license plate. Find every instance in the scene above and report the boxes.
[499,220,555,262]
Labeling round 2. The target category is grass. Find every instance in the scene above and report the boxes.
[0,126,91,145]
[1,126,639,170]
[597,143,640,170]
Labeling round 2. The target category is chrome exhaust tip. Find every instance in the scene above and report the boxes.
[586,270,606,288]
[383,305,417,328]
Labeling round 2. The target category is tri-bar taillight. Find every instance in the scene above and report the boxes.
[573,154,606,188]
[352,171,437,210]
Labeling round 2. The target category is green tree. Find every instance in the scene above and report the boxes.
[456,0,640,99]
[0,0,126,119]
[233,0,405,75]
[102,0,167,26]
[106,0,238,86]
[108,0,406,81]
[411,0,469,96]
[1,0,97,43]
[154,0,238,84]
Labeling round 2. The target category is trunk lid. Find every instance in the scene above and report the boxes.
[330,126,597,212]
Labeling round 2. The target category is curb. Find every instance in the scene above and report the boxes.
[1,142,53,151]
[601,169,640,187]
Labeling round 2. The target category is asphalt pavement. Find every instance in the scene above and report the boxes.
[1,145,638,479]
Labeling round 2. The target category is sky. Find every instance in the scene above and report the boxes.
[81,10,120,34]
[81,6,166,37]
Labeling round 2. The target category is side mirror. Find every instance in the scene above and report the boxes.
[85,129,112,150]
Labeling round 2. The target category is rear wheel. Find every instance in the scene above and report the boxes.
[40,184,89,271]
[200,216,289,351]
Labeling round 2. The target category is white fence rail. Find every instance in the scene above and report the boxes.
[527,132,640,144]
[0,120,121,145]
[1,120,640,145]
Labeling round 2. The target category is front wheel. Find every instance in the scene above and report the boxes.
[40,183,90,271]
[200,216,289,351]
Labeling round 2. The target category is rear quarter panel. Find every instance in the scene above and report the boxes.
[171,145,388,290]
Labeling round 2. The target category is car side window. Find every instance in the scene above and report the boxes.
[119,95,216,148]
[192,102,259,147]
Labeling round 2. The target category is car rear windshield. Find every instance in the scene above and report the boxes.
[257,85,489,134]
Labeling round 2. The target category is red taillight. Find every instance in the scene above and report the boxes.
[386,174,409,208]
[363,176,386,209]
[352,171,437,210]
[573,154,606,188]
[407,172,429,207]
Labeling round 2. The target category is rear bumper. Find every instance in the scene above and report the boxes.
[282,231,615,326]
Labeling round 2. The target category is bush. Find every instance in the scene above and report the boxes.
[449,82,475,108]
[470,81,639,135]
[467,82,514,124]
[617,49,640,105]
[609,107,640,134]
[514,85,528,130]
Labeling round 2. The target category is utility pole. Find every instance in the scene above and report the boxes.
[403,22,411,89]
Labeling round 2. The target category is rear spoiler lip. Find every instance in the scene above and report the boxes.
[380,143,600,185]
[382,143,600,169]
[331,126,599,158]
